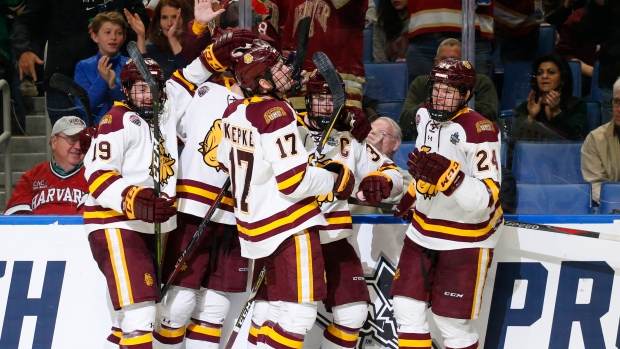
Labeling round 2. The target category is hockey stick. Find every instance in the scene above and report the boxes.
[312,52,345,154]
[289,16,311,95]
[224,264,266,349]
[127,41,164,294]
[346,197,620,242]
[160,178,232,297]
[49,73,95,127]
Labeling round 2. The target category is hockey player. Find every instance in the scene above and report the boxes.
[216,40,357,349]
[153,37,256,349]
[392,59,503,349]
[83,58,178,348]
[295,70,405,349]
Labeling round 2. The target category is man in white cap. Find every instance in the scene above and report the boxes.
[4,115,89,215]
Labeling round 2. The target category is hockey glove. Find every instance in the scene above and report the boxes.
[200,28,256,73]
[77,126,97,155]
[334,106,372,142]
[358,171,393,206]
[122,186,177,223]
[323,160,355,200]
[394,182,416,221]
[407,149,465,196]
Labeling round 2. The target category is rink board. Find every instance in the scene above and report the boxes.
[0,215,619,349]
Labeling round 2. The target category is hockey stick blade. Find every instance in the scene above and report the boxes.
[292,17,311,80]
[161,178,232,297]
[49,73,95,127]
[313,52,345,154]
[224,265,266,349]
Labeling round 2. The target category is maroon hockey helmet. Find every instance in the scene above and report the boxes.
[426,58,477,121]
[120,58,167,119]
[234,39,286,95]
[304,70,345,130]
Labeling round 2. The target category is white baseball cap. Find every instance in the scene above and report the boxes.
[51,116,86,136]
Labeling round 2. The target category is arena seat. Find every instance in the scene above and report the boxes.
[568,60,582,98]
[363,26,373,63]
[586,101,602,132]
[364,62,409,103]
[512,141,584,183]
[500,61,532,111]
[501,141,507,167]
[392,141,415,170]
[589,60,601,102]
[599,182,620,214]
[376,101,404,122]
[515,183,591,214]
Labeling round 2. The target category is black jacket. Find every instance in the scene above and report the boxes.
[581,0,620,88]
[9,0,149,89]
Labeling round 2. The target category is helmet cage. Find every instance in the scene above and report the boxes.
[304,70,343,130]
[120,58,167,119]
[425,58,476,122]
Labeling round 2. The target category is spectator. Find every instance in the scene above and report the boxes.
[366,0,377,28]
[514,53,587,141]
[4,116,88,215]
[127,0,216,80]
[353,116,412,214]
[580,0,619,124]
[581,77,620,204]
[373,0,408,62]
[9,0,149,126]
[556,6,597,97]
[270,0,367,110]
[74,12,129,125]
[405,1,494,82]
[399,38,499,141]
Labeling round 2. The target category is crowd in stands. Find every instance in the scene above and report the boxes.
[0,0,619,215]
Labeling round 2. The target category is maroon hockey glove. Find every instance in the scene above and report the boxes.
[323,160,355,200]
[334,106,371,142]
[394,182,416,221]
[122,186,177,223]
[77,126,97,155]
[358,171,393,206]
[407,149,465,196]
[200,28,256,73]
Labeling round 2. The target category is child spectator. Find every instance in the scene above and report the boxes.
[74,11,129,125]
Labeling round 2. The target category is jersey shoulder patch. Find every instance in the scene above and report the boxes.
[453,111,499,144]
[97,103,131,136]
[246,99,295,133]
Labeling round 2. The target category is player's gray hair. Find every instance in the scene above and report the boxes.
[374,116,403,140]
[436,38,462,57]
[613,76,620,97]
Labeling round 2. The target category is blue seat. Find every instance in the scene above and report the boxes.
[515,183,591,214]
[568,60,581,98]
[363,26,373,63]
[536,25,556,57]
[500,61,532,111]
[501,141,507,167]
[599,182,620,214]
[589,60,601,102]
[364,62,409,103]
[393,141,415,170]
[586,101,602,132]
[376,101,403,122]
[512,141,584,183]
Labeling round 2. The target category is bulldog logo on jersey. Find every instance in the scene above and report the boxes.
[416,179,439,199]
[313,157,336,206]
[144,273,154,287]
[199,119,223,171]
[150,136,176,186]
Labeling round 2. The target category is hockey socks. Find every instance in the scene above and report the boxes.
[322,323,360,349]
[446,342,478,349]
[263,323,305,349]
[397,332,432,349]
[153,324,185,348]
[105,326,122,347]
[248,320,262,349]
[185,319,222,349]
[119,330,153,348]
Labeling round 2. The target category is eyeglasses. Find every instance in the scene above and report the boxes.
[612,98,620,108]
[378,130,399,139]
[55,134,78,146]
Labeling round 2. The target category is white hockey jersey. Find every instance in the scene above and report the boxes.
[298,118,404,243]
[409,107,503,250]
[166,67,240,225]
[216,97,336,259]
[84,102,179,234]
